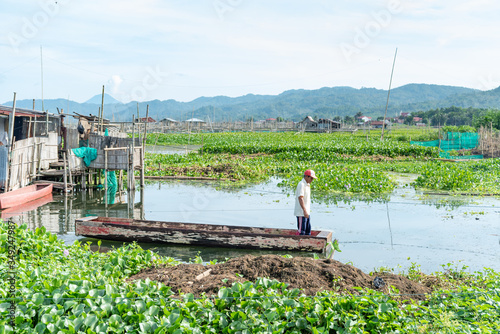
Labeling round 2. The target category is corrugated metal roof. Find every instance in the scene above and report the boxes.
[0,105,52,118]
[161,118,178,122]
[185,118,205,122]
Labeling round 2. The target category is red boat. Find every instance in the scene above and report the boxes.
[0,184,53,210]
[0,193,53,219]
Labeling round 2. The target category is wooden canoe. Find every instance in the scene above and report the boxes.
[0,184,53,210]
[0,193,53,219]
[75,216,333,254]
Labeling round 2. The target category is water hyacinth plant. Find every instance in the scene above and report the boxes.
[1,223,499,333]
[142,132,500,196]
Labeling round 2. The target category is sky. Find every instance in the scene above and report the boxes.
[1,0,500,104]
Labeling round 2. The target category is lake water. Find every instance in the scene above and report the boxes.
[4,174,499,275]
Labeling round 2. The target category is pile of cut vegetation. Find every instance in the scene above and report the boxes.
[129,254,434,301]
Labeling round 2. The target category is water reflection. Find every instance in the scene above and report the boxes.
[106,171,118,205]
[82,238,317,263]
[1,176,498,273]
[315,192,390,206]
[416,194,482,210]
[0,193,53,220]
[3,187,144,235]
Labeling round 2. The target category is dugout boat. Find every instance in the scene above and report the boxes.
[0,193,53,219]
[75,216,333,255]
[0,183,53,210]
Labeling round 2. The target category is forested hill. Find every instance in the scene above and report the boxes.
[5,83,500,122]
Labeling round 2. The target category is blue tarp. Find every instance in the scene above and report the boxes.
[72,147,97,167]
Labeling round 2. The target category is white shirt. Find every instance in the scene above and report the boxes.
[294,178,311,216]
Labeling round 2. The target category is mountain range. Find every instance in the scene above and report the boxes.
[3,84,500,122]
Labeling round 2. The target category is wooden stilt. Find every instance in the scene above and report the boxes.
[67,150,73,191]
[82,168,87,190]
[140,147,144,189]
[104,150,108,207]
[63,151,68,192]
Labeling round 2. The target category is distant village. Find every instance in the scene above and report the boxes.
[135,110,424,133]
[0,95,426,196]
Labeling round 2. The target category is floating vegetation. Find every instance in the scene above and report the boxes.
[143,133,500,197]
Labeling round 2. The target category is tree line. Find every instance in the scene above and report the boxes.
[407,106,500,130]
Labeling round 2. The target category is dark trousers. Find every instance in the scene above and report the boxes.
[296,216,311,235]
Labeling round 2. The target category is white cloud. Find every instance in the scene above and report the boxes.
[108,75,123,96]
[1,0,500,103]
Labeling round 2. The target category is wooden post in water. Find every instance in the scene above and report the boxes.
[126,146,131,192]
[82,168,87,190]
[131,116,135,191]
[104,149,108,208]
[67,150,73,191]
[63,151,68,193]
[137,103,141,145]
[140,147,144,189]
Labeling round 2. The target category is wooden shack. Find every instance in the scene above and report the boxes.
[0,105,61,191]
[318,118,341,130]
[299,116,318,130]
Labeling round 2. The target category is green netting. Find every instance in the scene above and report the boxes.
[439,151,483,160]
[410,132,479,151]
[410,139,440,147]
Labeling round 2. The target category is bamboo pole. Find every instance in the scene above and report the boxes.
[67,150,73,190]
[31,141,36,179]
[5,92,17,192]
[63,151,68,193]
[104,149,108,208]
[141,106,148,189]
[143,105,149,147]
[137,103,141,144]
[33,114,37,139]
[100,85,105,133]
[82,168,87,190]
[381,48,398,141]
[140,147,144,189]
[8,93,16,148]
[127,145,131,191]
[131,116,135,190]
[27,117,32,138]
[37,142,43,174]
[41,46,44,112]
